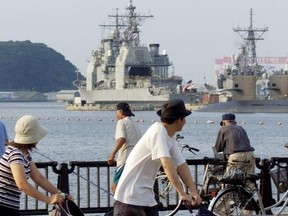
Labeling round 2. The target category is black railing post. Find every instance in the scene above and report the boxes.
[255,158,275,214]
[52,163,75,194]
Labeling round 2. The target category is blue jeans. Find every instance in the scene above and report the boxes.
[113,200,159,216]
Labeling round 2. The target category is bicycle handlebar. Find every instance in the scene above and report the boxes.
[269,159,288,169]
[182,201,194,214]
[176,134,199,155]
[183,144,200,152]
[176,134,184,140]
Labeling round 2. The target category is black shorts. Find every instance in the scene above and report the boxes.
[113,200,159,216]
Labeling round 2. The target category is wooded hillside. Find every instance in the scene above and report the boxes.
[0,40,84,92]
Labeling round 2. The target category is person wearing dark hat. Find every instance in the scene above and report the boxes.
[0,115,73,215]
[113,99,201,216]
[214,113,255,175]
[108,102,142,194]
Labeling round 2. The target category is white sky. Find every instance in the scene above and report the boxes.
[1,0,288,86]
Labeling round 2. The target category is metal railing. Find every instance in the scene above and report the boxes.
[18,157,288,215]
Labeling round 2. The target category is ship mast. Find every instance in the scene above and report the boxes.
[99,0,153,49]
[99,8,126,52]
[233,8,268,76]
[116,0,153,47]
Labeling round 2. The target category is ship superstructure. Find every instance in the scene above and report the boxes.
[73,0,193,107]
[199,9,288,113]
[217,9,288,102]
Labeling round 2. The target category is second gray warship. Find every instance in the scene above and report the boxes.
[72,1,198,110]
[198,9,288,113]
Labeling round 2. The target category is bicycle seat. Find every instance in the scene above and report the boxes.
[246,173,260,183]
[203,157,225,164]
[220,168,246,185]
[220,178,245,186]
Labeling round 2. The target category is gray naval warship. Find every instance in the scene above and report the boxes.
[198,9,288,113]
[72,0,197,110]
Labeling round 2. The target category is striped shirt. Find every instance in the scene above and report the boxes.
[0,146,31,209]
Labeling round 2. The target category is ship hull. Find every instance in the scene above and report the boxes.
[197,100,288,113]
[78,88,193,105]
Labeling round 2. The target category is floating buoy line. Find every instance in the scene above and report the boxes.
[0,116,284,125]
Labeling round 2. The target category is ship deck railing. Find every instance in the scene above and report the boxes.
[19,157,288,215]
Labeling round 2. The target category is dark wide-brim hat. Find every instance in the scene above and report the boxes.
[220,113,235,125]
[116,102,135,117]
[157,99,191,119]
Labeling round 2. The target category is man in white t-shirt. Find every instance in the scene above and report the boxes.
[113,99,202,216]
[108,102,142,194]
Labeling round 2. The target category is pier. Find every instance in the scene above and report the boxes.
[65,103,203,112]
[19,157,288,215]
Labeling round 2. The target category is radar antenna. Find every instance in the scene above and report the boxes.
[233,8,268,76]
[99,0,153,48]
[117,0,153,46]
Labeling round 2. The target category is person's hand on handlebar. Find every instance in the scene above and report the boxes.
[180,193,201,206]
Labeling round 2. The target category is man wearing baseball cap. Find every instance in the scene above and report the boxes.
[113,99,201,216]
[108,102,142,194]
[214,113,255,174]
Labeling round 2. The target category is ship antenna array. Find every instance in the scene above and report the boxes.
[99,8,127,46]
[99,0,153,47]
[233,8,268,71]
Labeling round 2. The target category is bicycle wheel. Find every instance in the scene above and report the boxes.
[154,174,185,216]
[209,187,260,216]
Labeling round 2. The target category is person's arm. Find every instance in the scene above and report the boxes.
[29,162,59,194]
[108,137,125,165]
[177,162,202,205]
[160,157,195,205]
[214,130,224,152]
[4,125,8,146]
[11,163,63,205]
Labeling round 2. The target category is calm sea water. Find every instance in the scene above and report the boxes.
[1,102,288,215]
[1,102,287,162]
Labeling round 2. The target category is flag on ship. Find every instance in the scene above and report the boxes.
[182,80,197,92]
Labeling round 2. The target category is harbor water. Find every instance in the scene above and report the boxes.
[1,102,288,215]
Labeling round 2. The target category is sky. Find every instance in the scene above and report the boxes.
[1,0,288,86]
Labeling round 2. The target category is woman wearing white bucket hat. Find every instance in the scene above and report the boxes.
[0,115,71,215]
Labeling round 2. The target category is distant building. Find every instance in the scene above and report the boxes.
[56,90,79,103]
[0,91,47,102]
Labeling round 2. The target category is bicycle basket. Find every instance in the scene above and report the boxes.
[209,164,226,177]
[270,167,288,193]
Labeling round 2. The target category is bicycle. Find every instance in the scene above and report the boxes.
[154,134,225,216]
[208,159,288,216]
[154,134,198,215]
[177,134,226,201]
[199,157,226,202]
